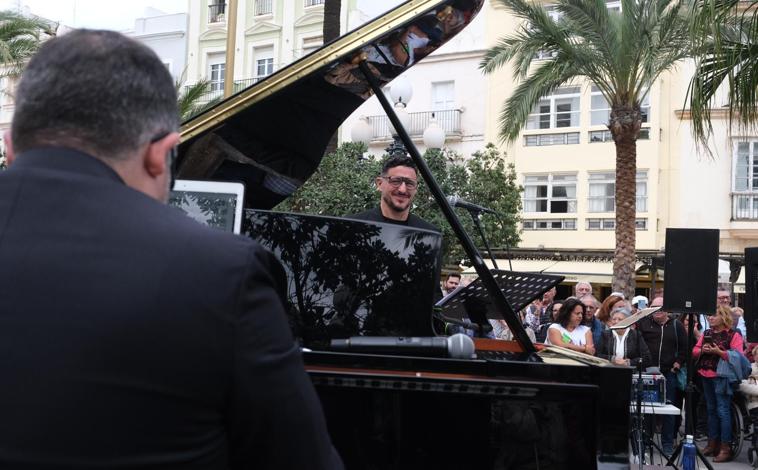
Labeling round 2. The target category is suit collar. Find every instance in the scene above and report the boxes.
[11,147,125,184]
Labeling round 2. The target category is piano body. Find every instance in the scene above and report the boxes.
[176,1,633,468]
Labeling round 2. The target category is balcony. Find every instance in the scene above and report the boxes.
[304,0,325,6]
[182,78,262,114]
[255,0,273,16]
[208,2,226,23]
[732,193,758,220]
[365,109,462,142]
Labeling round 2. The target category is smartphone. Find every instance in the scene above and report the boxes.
[637,298,647,309]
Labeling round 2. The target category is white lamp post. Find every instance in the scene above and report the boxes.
[422,112,446,149]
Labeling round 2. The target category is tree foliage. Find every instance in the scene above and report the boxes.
[480,0,692,298]
[688,0,758,145]
[0,10,53,78]
[276,142,522,266]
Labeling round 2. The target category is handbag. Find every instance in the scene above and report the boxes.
[676,367,687,391]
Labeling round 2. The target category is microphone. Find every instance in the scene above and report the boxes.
[330,333,476,359]
[447,196,497,214]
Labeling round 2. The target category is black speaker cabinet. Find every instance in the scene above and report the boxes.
[662,228,719,314]
[745,248,758,342]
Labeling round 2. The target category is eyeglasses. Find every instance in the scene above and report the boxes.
[381,176,418,190]
[151,132,178,190]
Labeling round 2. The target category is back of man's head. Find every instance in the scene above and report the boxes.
[12,29,178,161]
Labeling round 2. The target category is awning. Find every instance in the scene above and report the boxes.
[462,259,641,285]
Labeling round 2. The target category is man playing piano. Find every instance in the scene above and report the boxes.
[350,155,439,232]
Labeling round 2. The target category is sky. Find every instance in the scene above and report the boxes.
[0,1,406,32]
[0,0,188,31]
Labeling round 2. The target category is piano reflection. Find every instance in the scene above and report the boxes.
[176,1,633,468]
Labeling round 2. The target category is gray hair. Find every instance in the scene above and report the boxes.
[12,29,178,161]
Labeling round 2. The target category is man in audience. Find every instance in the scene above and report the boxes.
[442,273,461,295]
[575,281,592,298]
[637,296,686,455]
[580,295,604,346]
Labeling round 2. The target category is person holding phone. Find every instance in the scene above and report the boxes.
[693,305,745,462]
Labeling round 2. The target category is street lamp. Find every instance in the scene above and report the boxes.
[422,112,446,149]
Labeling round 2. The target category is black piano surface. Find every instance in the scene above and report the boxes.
[176,1,634,468]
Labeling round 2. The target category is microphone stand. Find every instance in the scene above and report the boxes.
[467,210,498,270]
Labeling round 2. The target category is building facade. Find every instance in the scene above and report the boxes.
[126,8,189,82]
[185,0,360,102]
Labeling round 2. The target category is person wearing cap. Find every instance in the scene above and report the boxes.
[631,295,648,314]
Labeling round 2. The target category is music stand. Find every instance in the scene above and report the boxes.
[434,270,564,338]
[610,307,668,468]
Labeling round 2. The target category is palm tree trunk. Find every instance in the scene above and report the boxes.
[322,0,341,157]
[610,107,641,299]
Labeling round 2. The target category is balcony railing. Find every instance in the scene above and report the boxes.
[182,78,263,118]
[305,0,325,6]
[208,2,226,23]
[732,193,758,220]
[255,0,272,15]
[366,109,462,142]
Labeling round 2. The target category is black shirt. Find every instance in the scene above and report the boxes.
[349,207,439,232]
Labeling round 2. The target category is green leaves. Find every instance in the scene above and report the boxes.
[275,143,521,267]
[0,11,52,78]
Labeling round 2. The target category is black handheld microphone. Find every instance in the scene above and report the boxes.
[446,196,497,214]
[330,333,476,359]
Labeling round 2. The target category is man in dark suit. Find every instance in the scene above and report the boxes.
[0,29,342,470]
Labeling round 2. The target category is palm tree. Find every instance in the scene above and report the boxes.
[0,10,54,78]
[687,0,758,144]
[177,78,217,121]
[480,0,692,298]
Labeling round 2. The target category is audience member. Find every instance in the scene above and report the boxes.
[580,295,604,347]
[637,296,686,455]
[574,281,592,298]
[442,272,461,295]
[545,298,595,354]
[693,305,745,462]
[631,295,648,313]
[596,308,651,368]
[0,30,343,469]
[597,294,624,326]
[536,300,563,343]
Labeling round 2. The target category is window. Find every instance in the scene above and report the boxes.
[522,219,577,230]
[586,170,648,213]
[589,128,650,142]
[524,174,577,213]
[255,0,273,16]
[253,46,274,81]
[732,141,758,219]
[207,52,225,92]
[301,36,322,57]
[527,87,580,130]
[431,81,455,110]
[525,132,580,146]
[208,1,226,23]
[588,172,615,212]
[304,0,324,6]
[586,218,648,230]
[590,85,650,126]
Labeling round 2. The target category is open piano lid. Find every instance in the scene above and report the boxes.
[177,0,484,210]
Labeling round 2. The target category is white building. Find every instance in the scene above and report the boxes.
[125,8,189,82]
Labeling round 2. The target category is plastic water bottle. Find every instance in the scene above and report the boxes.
[682,434,696,470]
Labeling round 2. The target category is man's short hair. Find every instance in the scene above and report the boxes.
[445,273,461,281]
[381,155,417,175]
[12,29,178,161]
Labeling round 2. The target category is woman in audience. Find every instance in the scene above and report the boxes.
[536,300,563,343]
[596,307,651,367]
[545,298,594,354]
[693,305,745,462]
[596,294,624,326]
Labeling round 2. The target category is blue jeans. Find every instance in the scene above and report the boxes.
[701,376,732,442]
[661,370,679,451]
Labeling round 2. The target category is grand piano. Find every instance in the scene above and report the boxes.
[176,1,633,468]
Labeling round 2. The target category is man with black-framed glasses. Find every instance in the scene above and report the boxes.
[350,155,438,232]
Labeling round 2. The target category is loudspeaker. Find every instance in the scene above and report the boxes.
[744,248,758,342]
[662,228,719,314]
